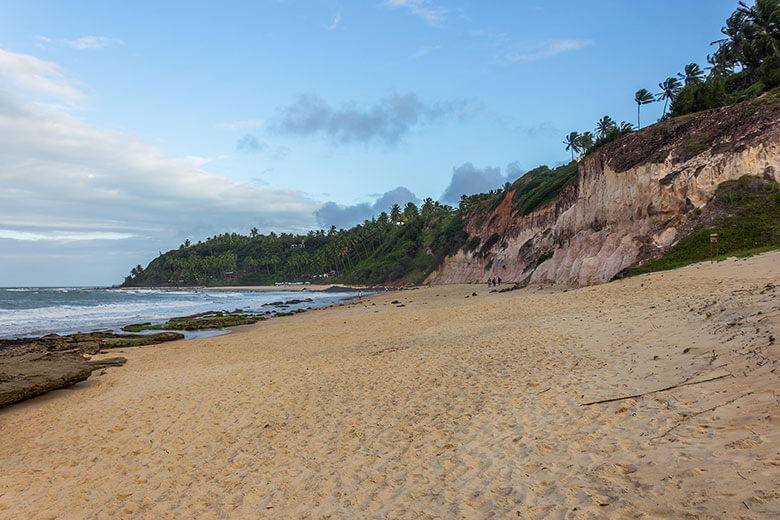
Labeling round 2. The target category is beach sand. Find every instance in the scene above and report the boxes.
[1,252,778,519]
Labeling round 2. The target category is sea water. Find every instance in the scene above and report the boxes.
[0,287,358,338]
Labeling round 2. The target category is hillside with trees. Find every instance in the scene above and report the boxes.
[122,161,582,287]
[123,0,779,288]
[124,199,465,286]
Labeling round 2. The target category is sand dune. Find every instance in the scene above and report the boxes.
[1,252,778,519]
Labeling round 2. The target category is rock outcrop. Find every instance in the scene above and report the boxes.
[0,352,126,407]
[0,331,183,407]
[428,94,780,286]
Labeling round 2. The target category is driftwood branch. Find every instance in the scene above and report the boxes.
[580,373,732,406]
[649,391,753,441]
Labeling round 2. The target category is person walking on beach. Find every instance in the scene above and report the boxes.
[497,277,501,285]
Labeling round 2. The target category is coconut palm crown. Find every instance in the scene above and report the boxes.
[563,131,581,161]
[634,89,655,129]
[595,116,616,139]
[657,77,682,115]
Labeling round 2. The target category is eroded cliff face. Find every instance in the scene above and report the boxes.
[428,96,780,287]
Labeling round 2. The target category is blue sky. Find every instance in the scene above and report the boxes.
[0,0,738,285]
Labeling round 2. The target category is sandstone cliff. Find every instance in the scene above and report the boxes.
[427,94,780,286]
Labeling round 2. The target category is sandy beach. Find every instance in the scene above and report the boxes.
[1,252,778,519]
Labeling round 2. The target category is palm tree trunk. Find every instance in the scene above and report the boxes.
[637,104,640,129]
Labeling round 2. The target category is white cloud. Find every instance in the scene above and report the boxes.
[328,9,343,30]
[64,36,125,50]
[315,187,419,228]
[470,31,592,63]
[413,44,441,58]
[381,0,448,27]
[272,92,470,145]
[0,89,321,283]
[0,92,319,235]
[0,49,84,104]
[236,134,265,153]
[441,162,525,203]
[505,39,592,62]
[215,119,264,130]
[0,230,135,241]
[184,155,213,166]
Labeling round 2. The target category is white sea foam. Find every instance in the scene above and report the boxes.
[205,292,244,298]
[0,288,357,337]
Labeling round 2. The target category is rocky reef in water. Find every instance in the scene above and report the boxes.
[122,299,315,332]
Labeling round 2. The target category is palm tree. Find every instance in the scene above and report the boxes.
[634,89,655,128]
[595,116,616,139]
[576,131,594,154]
[390,204,402,224]
[710,10,749,75]
[738,0,780,53]
[619,121,635,134]
[678,63,705,86]
[563,131,581,161]
[403,202,419,220]
[657,77,682,116]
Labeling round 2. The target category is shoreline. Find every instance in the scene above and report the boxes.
[0,295,374,410]
[112,284,390,292]
[0,251,778,517]
[0,286,375,341]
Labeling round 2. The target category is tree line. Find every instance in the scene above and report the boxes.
[564,0,779,159]
[123,198,469,287]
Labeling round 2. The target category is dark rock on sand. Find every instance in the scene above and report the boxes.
[0,331,184,356]
[264,298,313,307]
[0,331,183,408]
[0,352,126,407]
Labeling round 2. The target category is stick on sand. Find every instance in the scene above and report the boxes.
[580,373,732,406]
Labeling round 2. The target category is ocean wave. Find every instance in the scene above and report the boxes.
[0,288,358,337]
[205,292,245,298]
[115,288,171,295]
[0,300,204,322]
[115,288,202,296]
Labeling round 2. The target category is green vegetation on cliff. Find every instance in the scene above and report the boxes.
[509,162,578,216]
[625,175,780,276]
[461,161,578,222]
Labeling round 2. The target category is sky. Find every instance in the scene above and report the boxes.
[0,0,738,286]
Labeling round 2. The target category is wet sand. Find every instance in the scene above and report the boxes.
[126,284,369,293]
[1,252,778,519]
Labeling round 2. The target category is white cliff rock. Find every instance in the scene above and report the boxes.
[428,97,780,287]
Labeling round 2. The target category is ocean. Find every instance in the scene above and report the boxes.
[0,287,358,338]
